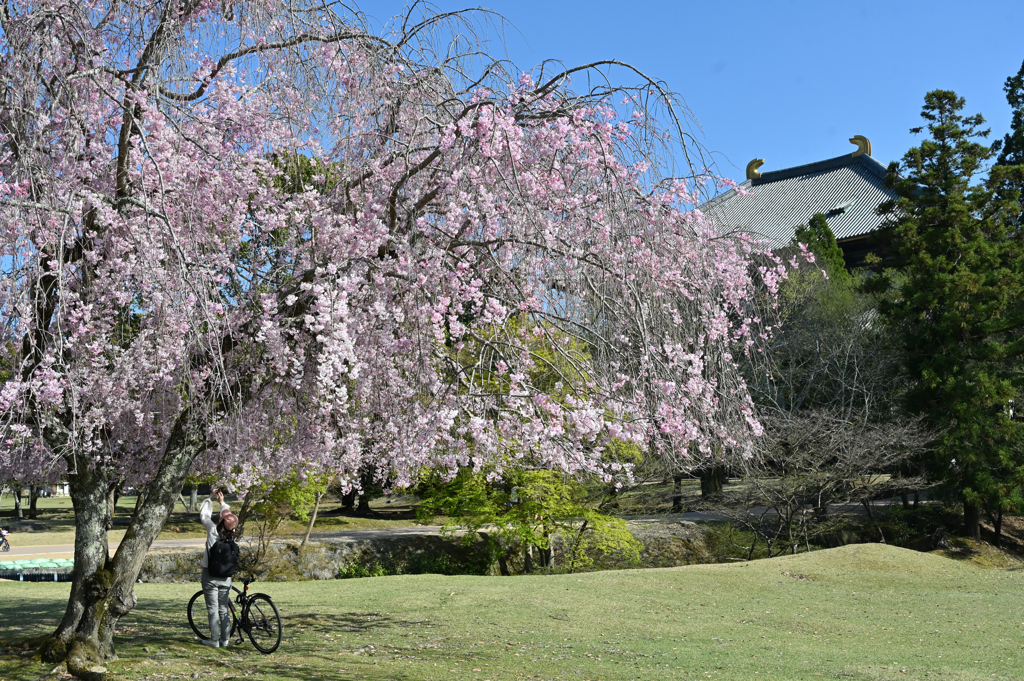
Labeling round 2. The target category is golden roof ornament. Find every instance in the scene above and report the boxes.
[849,135,871,158]
[745,158,765,180]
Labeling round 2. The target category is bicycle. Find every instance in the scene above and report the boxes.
[1,528,10,552]
[187,576,282,653]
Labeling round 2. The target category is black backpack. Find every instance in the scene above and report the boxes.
[207,538,240,578]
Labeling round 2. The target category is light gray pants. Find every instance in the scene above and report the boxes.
[200,567,232,642]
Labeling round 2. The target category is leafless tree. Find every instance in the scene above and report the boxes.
[695,262,940,555]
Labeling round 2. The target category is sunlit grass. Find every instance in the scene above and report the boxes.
[2,543,1022,680]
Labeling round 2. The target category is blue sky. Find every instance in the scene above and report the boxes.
[357,0,1024,185]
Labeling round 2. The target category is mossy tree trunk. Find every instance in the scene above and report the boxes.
[39,411,204,681]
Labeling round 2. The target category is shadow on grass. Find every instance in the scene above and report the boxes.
[0,594,65,643]
[108,604,445,681]
[286,610,432,633]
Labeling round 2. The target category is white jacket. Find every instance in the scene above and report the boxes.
[199,498,231,569]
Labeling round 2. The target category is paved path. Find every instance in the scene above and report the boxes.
[0,526,445,562]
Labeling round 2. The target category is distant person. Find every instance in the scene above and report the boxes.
[198,488,239,648]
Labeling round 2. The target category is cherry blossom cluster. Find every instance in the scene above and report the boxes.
[0,0,786,493]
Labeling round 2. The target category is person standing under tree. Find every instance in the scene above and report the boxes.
[198,488,239,648]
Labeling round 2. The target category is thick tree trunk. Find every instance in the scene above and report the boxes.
[41,410,204,681]
[993,509,1003,548]
[39,463,112,667]
[340,488,357,513]
[14,484,23,519]
[700,466,727,498]
[189,487,198,513]
[964,501,981,540]
[29,485,39,519]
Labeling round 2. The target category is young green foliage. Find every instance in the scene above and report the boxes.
[418,466,641,574]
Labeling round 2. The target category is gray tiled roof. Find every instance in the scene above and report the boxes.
[704,153,897,247]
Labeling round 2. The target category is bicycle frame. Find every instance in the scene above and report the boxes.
[188,575,281,653]
[223,578,260,643]
[222,579,252,644]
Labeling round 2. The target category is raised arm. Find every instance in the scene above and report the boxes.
[199,497,216,533]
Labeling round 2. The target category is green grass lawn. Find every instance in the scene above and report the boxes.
[2,543,1022,680]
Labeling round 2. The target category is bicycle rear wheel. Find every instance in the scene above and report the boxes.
[187,587,241,641]
[1,539,8,552]
[243,594,282,653]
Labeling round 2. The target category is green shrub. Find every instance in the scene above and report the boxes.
[337,561,394,579]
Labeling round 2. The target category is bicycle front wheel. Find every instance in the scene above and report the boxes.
[243,594,282,653]
[1,539,8,552]
[187,587,241,641]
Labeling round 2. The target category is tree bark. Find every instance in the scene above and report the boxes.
[189,487,198,513]
[993,508,1003,548]
[39,462,112,667]
[106,486,117,527]
[301,491,323,546]
[700,466,727,498]
[340,488,357,513]
[356,493,371,516]
[29,485,39,519]
[671,474,684,513]
[40,409,204,680]
[235,493,255,539]
[13,484,23,519]
[964,500,981,540]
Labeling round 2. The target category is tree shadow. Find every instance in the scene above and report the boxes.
[0,592,65,642]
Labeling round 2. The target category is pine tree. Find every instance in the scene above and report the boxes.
[995,59,1024,227]
[866,90,1024,541]
[792,212,852,285]
[996,59,1024,167]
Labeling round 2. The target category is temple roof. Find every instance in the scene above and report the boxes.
[704,151,897,248]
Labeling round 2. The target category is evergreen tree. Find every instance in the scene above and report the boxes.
[996,59,1024,167]
[792,212,852,285]
[866,90,1024,541]
[995,59,1024,227]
